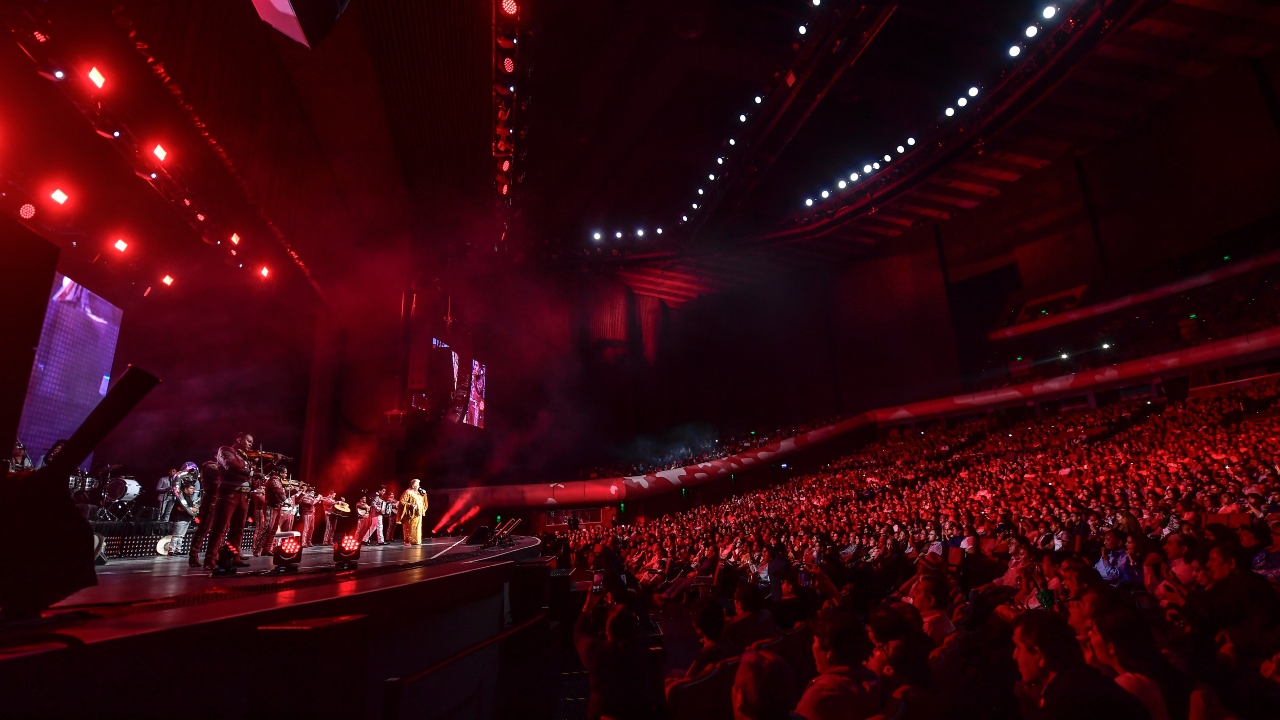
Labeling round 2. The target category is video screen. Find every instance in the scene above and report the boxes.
[463,359,486,428]
[17,274,123,469]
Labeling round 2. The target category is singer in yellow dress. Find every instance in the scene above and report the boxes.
[399,479,427,546]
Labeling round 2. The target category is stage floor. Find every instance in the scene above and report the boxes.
[1,536,540,653]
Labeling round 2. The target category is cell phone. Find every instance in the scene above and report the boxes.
[591,583,603,594]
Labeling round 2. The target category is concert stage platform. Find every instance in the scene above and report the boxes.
[0,536,551,720]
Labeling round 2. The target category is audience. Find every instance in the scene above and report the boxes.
[563,382,1280,719]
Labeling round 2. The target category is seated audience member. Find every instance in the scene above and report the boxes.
[684,598,732,679]
[724,583,777,651]
[793,607,879,720]
[909,573,956,648]
[1095,529,1142,588]
[732,649,795,720]
[1087,605,1188,720]
[574,591,663,720]
[870,631,942,720]
[770,569,817,631]
[1011,610,1152,720]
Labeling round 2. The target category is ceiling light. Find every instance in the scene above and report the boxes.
[969,87,979,97]
[1043,6,1057,20]
[153,144,167,161]
[821,190,829,198]
[698,188,704,195]
[682,215,688,221]
[958,98,967,107]
[692,204,698,209]
[593,232,602,240]
[1009,45,1021,57]
[88,67,105,88]
[872,162,880,169]
[1102,343,1110,349]
[709,174,715,180]
[897,145,904,153]
[945,107,955,116]
[739,114,747,122]
[53,70,64,79]
[798,25,807,35]
[838,180,846,189]
[863,165,872,173]
[150,173,157,179]
[162,275,174,286]
[850,173,859,181]
[636,229,644,237]
[729,138,736,145]
[616,231,623,238]
[754,96,762,104]
[907,137,915,145]
[805,199,814,207]
[656,228,663,234]
[114,239,127,252]
[51,189,68,204]
[883,154,891,162]
[717,157,724,164]
[261,267,270,278]
[1026,26,1038,38]
[230,233,240,245]
[813,0,820,5]
[1060,353,1068,359]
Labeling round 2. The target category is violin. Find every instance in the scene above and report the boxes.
[245,450,293,463]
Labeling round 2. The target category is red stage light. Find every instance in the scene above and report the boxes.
[113,239,128,252]
[501,160,510,171]
[153,144,167,161]
[18,203,35,219]
[260,266,270,278]
[341,535,359,552]
[502,57,514,73]
[501,0,518,15]
[501,184,509,195]
[162,275,174,286]
[88,67,105,88]
[282,538,300,554]
[50,189,68,205]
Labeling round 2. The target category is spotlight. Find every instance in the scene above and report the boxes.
[945,107,955,116]
[729,139,736,145]
[593,232,602,240]
[503,57,515,73]
[708,173,715,180]
[1102,343,1110,349]
[260,266,270,278]
[692,203,698,209]
[153,144,167,161]
[656,228,663,234]
[739,114,747,122]
[53,70,64,79]
[18,203,35,219]
[272,533,302,573]
[231,233,240,245]
[821,190,829,198]
[897,145,904,153]
[501,0,518,15]
[813,0,820,5]
[798,25,807,35]
[754,96,762,104]
[838,180,846,189]
[805,198,814,207]
[162,275,174,286]
[958,98,967,107]
[863,165,872,173]
[850,173,858,181]
[113,131,120,137]
[1043,6,1057,19]
[717,157,724,164]
[698,188,704,195]
[502,160,510,171]
[88,67,105,88]
[51,189,68,204]
[872,162,880,169]
[682,215,688,221]
[969,87,979,97]
[150,173,157,179]
[1009,45,1021,57]
[907,137,915,145]
[1060,353,1068,359]
[1026,26,1038,38]
[883,154,891,162]
[616,231,623,238]
[333,533,361,570]
[636,229,644,237]
[113,239,127,252]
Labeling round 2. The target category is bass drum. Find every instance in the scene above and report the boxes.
[104,477,141,503]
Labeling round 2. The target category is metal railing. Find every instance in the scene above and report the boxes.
[382,611,548,720]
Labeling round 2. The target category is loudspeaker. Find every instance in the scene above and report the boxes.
[0,215,58,458]
[465,525,491,545]
[251,0,351,48]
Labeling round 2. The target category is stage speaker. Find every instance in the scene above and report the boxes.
[465,525,491,545]
[0,215,58,458]
[251,0,351,48]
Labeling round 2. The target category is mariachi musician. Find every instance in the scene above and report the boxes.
[188,461,220,567]
[254,469,287,556]
[279,483,299,533]
[298,486,318,547]
[202,432,255,569]
[321,491,339,546]
[382,490,399,543]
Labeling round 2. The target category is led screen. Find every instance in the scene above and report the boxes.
[17,274,122,469]
[463,359,486,428]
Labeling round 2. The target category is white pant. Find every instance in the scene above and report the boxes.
[363,514,385,544]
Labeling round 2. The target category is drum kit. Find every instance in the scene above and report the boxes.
[66,463,141,521]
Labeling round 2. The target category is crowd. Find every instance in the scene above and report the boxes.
[579,420,836,480]
[975,262,1280,389]
[558,383,1280,719]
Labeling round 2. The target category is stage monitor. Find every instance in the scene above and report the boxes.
[17,274,122,469]
[463,360,486,429]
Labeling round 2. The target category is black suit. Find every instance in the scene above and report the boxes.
[1040,663,1152,720]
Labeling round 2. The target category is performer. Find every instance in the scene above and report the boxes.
[299,486,318,547]
[8,440,33,473]
[279,483,299,533]
[383,489,399,543]
[353,494,372,541]
[250,472,267,534]
[171,479,201,551]
[202,433,255,569]
[156,469,178,522]
[254,469,286,556]
[362,487,387,545]
[321,491,338,545]
[35,440,67,470]
[188,461,220,567]
[399,479,426,546]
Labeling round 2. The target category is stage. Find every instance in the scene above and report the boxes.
[0,536,551,719]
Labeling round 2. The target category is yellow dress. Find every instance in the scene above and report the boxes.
[399,489,426,544]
